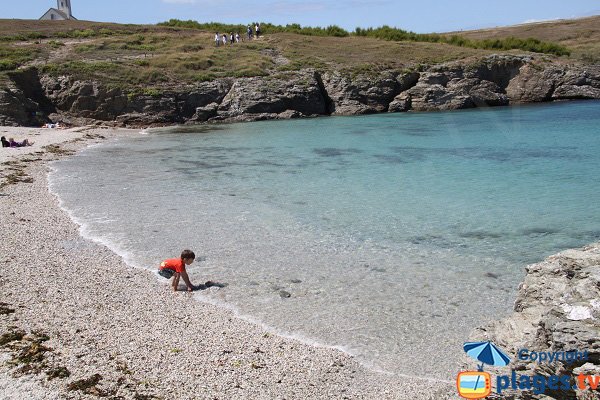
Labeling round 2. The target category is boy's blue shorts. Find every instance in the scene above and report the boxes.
[158,269,175,279]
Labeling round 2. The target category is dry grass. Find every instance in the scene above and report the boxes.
[270,33,493,72]
[445,15,600,62]
[0,16,598,88]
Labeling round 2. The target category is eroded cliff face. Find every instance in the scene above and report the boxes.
[467,243,600,400]
[1,54,599,127]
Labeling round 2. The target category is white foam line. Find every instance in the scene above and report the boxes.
[48,163,147,272]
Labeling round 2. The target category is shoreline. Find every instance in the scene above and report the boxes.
[0,127,456,399]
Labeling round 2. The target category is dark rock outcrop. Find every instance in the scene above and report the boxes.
[396,56,527,112]
[0,69,54,126]
[0,86,40,126]
[553,66,600,100]
[41,76,129,121]
[1,55,600,127]
[40,76,232,126]
[505,64,562,102]
[322,70,419,115]
[216,70,327,119]
[468,242,600,399]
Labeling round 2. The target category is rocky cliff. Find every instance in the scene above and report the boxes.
[468,242,600,400]
[1,54,599,127]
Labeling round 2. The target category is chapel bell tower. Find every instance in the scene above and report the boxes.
[57,0,73,19]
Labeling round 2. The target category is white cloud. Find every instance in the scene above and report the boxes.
[521,17,560,24]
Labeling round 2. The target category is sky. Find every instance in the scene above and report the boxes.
[5,0,600,33]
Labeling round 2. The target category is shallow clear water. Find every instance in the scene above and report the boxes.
[49,101,600,379]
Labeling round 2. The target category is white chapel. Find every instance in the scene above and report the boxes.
[40,0,77,21]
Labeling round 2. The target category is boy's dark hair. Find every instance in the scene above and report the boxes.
[181,249,195,260]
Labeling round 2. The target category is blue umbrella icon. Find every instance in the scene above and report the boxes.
[463,341,511,396]
[464,341,511,370]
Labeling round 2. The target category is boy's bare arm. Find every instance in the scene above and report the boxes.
[180,271,195,291]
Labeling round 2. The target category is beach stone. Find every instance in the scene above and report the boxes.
[190,102,219,122]
[277,109,303,119]
[279,290,292,298]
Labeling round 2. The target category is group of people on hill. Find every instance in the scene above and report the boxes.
[215,23,262,46]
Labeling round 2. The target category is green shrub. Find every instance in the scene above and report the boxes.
[47,40,65,48]
[41,61,117,75]
[158,19,350,38]
[180,44,204,52]
[0,60,17,71]
[55,29,97,39]
[142,88,162,96]
[182,59,213,70]
[0,45,39,68]
[354,26,570,56]
[195,72,216,82]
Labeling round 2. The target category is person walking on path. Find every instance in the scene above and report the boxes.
[215,32,220,47]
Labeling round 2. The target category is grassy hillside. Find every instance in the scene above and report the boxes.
[446,15,600,63]
[0,16,598,90]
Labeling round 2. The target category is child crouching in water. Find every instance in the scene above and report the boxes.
[158,249,197,292]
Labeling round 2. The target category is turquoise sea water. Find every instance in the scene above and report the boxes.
[49,101,600,379]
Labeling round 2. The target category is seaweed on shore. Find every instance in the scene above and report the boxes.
[47,366,71,380]
[43,144,75,156]
[67,373,103,391]
[134,393,162,400]
[1,326,161,397]
[67,373,118,397]
[0,302,15,315]
[0,328,58,377]
[0,169,33,187]
[0,328,25,346]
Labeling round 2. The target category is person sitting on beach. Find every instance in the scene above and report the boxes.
[8,137,34,147]
[158,249,197,292]
[1,136,10,148]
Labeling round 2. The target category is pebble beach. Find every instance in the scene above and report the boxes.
[0,127,456,399]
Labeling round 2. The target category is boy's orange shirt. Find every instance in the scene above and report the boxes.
[160,258,186,273]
